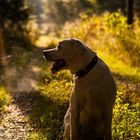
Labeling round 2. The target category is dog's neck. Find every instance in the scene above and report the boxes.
[69,48,97,76]
[75,55,98,78]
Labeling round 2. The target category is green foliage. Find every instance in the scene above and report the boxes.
[105,12,128,35]
[113,91,140,139]
[30,71,72,140]
[28,132,48,140]
[39,71,72,104]
[0,86,11,111]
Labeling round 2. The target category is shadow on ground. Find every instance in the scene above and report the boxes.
[12,91,68,140]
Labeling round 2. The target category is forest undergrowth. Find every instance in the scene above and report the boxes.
[0,12,140,140]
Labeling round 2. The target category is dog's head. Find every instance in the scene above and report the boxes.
[43,38,94,74]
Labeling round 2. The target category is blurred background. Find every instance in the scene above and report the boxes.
[0,0,140,140]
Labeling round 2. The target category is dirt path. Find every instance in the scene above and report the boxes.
[0,47,45,140]
[0,93,34,140]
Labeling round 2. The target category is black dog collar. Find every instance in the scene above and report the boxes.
[75,55,98,78]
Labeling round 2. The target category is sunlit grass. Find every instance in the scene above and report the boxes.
[112,91,140,139]
[0,86,11,111]
[28,132,48,140]
[97,50,140,83]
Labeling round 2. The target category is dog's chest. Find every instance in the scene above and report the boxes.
[73,85,92,108]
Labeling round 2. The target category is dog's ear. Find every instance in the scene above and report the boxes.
[70,39,86,55]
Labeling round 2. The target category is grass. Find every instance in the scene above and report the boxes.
[113,91,140,139]
[27,71,72,140]
[0,11,140,140]
[97,50,140,83]
[0,86,11,111]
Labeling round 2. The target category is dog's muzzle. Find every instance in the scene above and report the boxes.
[43,50,66,74]
[43,50,51,60]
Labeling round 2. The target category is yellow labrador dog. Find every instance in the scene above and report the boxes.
[43,38,116,140]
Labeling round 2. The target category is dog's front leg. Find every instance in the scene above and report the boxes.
[63,106,71,140]
[70,91,80,140]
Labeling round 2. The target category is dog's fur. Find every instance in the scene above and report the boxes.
[43,38,117,140]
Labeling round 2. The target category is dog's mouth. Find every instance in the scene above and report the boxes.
[51,59,66,74]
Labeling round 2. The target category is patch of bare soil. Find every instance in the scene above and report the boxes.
[0,93,34,140]
[0,47,45,140]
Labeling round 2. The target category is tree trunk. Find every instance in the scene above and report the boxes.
[127,0,134,25]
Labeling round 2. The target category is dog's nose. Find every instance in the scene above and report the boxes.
[43,50,48,59]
